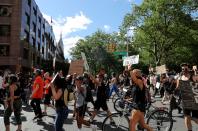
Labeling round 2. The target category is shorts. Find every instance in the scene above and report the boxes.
[94,99,108,111]
[76,104,87,117]
[44,94,51,105]
[183,109,198,118]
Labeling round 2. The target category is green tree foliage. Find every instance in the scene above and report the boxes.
[70,30,125,74]
[121,0,198,67]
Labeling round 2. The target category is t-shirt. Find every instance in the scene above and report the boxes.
[75,85,87,108]
[44,78,51,94]
[32,76,44,99]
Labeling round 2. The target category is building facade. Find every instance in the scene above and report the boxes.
[0,0,58,73]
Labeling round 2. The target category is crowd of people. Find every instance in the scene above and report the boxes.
[0,63,197,131]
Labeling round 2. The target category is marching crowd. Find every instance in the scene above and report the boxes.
[0,63,198,131]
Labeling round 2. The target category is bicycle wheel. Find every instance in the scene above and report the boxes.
[114,98,125,112]
[147,110,173,131]
[102,112,129,131]
[112,93,118,103]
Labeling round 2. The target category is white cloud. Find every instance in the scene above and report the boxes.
[63,36,84,59]
[103,25,111,32]
[42,12,92,59]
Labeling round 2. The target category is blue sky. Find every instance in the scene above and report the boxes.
[35,0,142,59]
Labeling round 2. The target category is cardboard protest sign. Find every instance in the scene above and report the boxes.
[156,65,166,74]
[179,80,198,110]
[68,60,84,75]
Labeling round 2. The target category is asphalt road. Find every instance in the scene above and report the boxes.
[0,96,198,131]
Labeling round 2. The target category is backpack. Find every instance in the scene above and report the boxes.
[63,85,74,106]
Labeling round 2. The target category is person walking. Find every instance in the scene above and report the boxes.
[4,75,22,131]
[30,69,44,120]
[74,75,92,131]
[176,63,198,131]
[50,74,68,131]
[130,69,153,131]
[89,73,114,124]
[43,72,54,115]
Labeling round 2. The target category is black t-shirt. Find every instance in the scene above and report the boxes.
[55,88,65,109]
[97,82,108,100]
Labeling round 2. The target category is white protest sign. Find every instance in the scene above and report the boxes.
[81,52,90,72]
[123,55,139,66]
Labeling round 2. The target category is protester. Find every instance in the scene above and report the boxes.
[30,69,44,120]
[176,63,198,131]
[74,75,93,131]
[89,73,114,125]
[130,69,153,131]
[0,70,5,107]
[43,72,54,115]
[50,74,67,131]
[109,72,119,98]
[4,75,22,131]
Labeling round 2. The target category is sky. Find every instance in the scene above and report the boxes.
[35,0,142,59]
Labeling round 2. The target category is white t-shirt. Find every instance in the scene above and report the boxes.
[0,76,3,89]
[75,85,87,108]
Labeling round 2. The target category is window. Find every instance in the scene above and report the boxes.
[32,37,35,48]
[38,29,41,38]
[38,42,40,51]
[42,46,44,54]
[33,7,37,16]
[28,0,31,7]
[25,12,30,25]
[0,45,9,56]
[23,48,29,59]
[0,6,11,17]
[38,16,41,23]
[43,23,45,29]
[37,56,40,64]
[32,22,36,33]
[24,30,29,42]
[0,25,10,36]
[42,34,44,42]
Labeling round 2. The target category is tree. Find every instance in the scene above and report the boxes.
[121,0,198,66]
[70,30,125,74]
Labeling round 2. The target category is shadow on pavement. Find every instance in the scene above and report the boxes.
[22,105,33,112]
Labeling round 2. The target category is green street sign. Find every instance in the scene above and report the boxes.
[113,51,127,56]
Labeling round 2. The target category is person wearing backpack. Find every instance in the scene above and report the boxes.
[74,75,94,131]
[50,74,68,131]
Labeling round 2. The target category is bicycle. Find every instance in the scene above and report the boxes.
[102,98,173,131]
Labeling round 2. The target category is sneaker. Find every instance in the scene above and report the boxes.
[110,120,115,125]
[89,118,93,123]
[77,128,81,131]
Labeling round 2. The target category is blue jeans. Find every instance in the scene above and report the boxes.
[109,84,119,97]
[55,108,65,131]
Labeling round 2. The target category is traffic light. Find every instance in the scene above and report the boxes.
[107,43,116,52]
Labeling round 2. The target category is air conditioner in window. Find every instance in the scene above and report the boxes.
[0,6,12,17]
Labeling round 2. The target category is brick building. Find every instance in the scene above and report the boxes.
[0,0,60,73]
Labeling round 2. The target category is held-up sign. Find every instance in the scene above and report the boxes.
[123,55,139,66]
[81,52,90,72]
[179,80,198,110]
[68,60,84,75]
[155,65,166,74]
